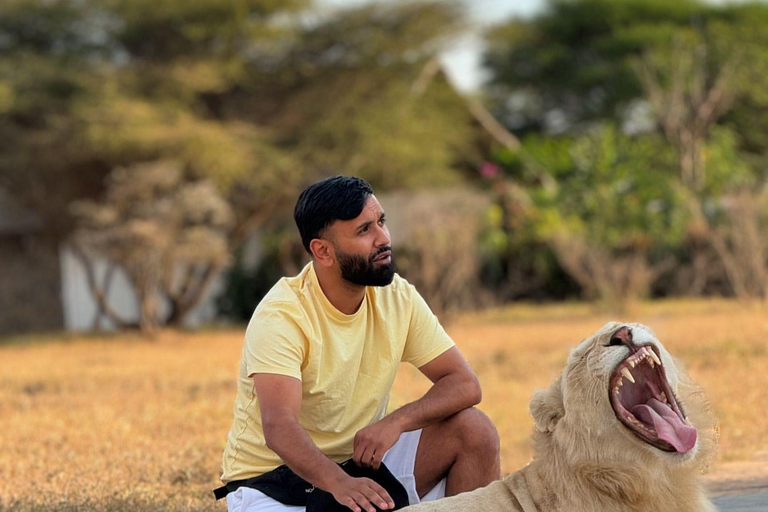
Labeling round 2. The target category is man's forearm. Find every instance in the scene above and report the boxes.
[263,416,347,491]
[265,417,396,512]
[386,370,481,433]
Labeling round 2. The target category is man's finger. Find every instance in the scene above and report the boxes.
[366,478,394,507]
[361,482,391,510]
[353,444,368,466]
[359,446,374,468]
[342,496,361,512]
[352,492,376,512]
[370,451,380,470]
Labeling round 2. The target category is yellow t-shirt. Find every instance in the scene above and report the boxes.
[220,263,455,482]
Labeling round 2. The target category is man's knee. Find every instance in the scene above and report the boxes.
[449,407,500,455]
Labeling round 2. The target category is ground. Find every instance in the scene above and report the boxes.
[0,298,766,511]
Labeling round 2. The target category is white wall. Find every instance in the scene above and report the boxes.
[59,245,227,331]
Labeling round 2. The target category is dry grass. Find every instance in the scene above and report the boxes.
[1,299,767,511]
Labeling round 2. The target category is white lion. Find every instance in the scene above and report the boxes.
[406,322,718,512]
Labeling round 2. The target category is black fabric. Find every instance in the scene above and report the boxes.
[213,465,313,505]
[213,459,410,510]
[306,459,409,511]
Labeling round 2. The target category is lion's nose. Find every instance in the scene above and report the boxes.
[610,326,638,352]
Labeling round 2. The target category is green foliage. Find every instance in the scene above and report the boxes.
[479,182,578,300]
[217,229,305,321]
[484,0,768,154]
[702,126,756,197]
[0,0,475,247]
[286,71,474,189]
[529,125,688,250]
[485,0,699,130]
[269,1,477,190]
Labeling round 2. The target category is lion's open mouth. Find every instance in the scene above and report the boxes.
[609,345,697,453]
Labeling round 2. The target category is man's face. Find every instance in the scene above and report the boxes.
[325,195,395,287]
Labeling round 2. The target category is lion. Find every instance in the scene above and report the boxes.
[406,322,718,512]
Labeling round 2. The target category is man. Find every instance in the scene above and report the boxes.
[220,176,500,512]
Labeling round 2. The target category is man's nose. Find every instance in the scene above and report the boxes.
[375,223,391,247]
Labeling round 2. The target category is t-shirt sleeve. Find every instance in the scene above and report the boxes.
[243,305,307,380]
[401,285,455,368]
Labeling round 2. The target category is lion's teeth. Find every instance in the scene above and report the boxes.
[629,360,636,368]
[649,351,662,366]
[660,392,667,403]
[621,368,635,383]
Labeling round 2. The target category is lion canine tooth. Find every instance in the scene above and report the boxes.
[621,367,635,383]
[649,351,662,366]
[629,360,636,368]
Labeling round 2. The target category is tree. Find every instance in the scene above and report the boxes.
[481,0,768,302]
[1,0,478,243]
[264,1,480,190]
[483,0,768,158]
[0,0,308,240]
[523,125,687,306]
[706,190,768,301]
[70,161,234,333]
[483,0,704,133]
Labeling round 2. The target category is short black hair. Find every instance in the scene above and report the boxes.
[294,176,374,254]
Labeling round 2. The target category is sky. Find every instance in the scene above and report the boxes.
[316,0,548,91]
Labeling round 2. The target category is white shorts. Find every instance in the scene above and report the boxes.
[226,429,446,512]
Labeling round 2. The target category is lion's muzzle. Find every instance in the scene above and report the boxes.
[609,344,698,453]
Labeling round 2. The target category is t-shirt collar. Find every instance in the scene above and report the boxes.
[306,262,368,323]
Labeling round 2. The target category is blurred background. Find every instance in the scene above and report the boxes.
[2,0,767,336]
[1,0,768,335]
[1,0,768,510]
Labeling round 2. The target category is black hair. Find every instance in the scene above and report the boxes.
[294,175,374,254]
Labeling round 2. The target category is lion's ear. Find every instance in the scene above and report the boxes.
[530,375,564,433]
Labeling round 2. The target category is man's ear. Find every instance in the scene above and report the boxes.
[530,375,564,434]
[309,238,334,267]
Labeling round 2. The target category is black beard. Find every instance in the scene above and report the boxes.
[336,246,395,287]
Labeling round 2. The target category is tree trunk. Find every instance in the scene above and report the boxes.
[71,244,133,330]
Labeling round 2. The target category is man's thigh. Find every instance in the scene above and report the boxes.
[413,407,500,497]
[226,487,305,512]
[382,429,446,505]
[226,430,448,512]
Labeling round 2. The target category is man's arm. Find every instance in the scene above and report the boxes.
[352,347,481,469]
[253,373,395,512]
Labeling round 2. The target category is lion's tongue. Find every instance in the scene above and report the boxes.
[631,398,697,453]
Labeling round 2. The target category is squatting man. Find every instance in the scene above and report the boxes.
[217,176,500,512]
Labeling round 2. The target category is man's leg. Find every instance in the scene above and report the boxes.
[413,407,500,498]
[226,487,305,512]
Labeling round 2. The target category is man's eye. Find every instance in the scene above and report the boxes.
[378,218,386,225]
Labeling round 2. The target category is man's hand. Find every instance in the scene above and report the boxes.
[328,474,395,512]
[353,416,402,470]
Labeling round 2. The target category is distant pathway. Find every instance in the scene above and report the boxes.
[713,492,768,511]
[706,455,768,512]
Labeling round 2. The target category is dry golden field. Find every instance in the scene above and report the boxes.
[1,299,767,511]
